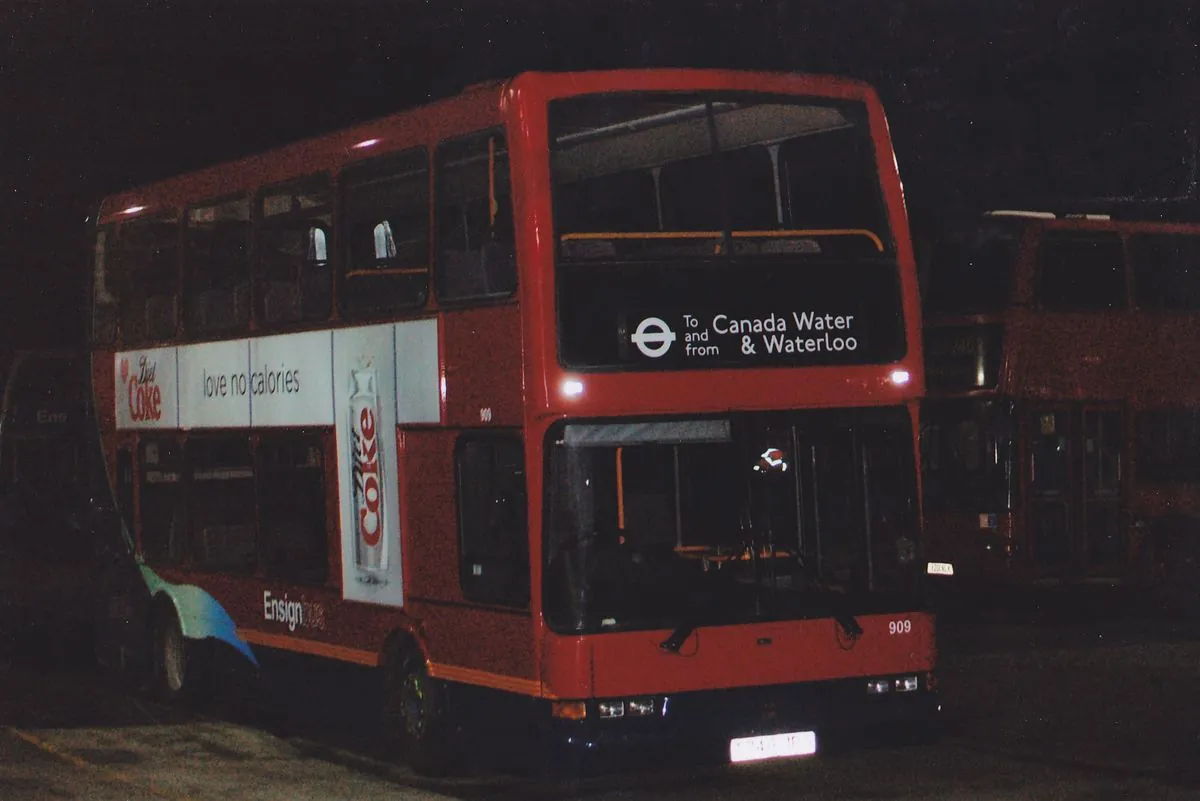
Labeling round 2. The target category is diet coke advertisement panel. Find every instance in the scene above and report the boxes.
[177,338,251,429]
[394,318,441,424]
[333,324,404,607]
[249,330,335,427]
[113,322,426,608]
[114,348,179,429]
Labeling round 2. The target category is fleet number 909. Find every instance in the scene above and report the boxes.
[888,619,912,635]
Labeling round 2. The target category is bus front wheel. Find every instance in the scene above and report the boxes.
[383,643,454,776]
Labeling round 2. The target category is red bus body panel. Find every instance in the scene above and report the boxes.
[546,613,935,699]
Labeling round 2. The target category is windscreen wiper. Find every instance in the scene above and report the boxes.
[660,622,696,653]
[835,612,863,641]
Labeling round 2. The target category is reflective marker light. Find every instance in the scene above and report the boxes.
[889,368,911,386]
[351,137,381,149]
[562,379,584,397]
[895,675,920,693]
[926,561,955,576]
[866,679,890,695]
[121,204,147,216]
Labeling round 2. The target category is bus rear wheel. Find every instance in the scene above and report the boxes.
[152,606,190,701]
[383,644,454,776]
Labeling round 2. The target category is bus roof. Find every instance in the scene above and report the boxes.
[96,68,881,226]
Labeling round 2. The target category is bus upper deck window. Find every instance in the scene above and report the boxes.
[257,174,333,325]
[1037,233,1127,311]
[341,147,430,316]
[1129,234,1200,311]
[107,214,181,345]
[436,131,517,303]
[549,95,891,261]
[92,228,118,344]
[185,196,252,334]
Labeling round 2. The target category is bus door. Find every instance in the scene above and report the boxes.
[1028,408,1072,576]
[1026,406,1125,578]
[1080,407,1124,576]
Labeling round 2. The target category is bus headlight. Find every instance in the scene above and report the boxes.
[626,698,656,716]
[866,679,890,695]
[598,700,625,719]
[597,697,658,719]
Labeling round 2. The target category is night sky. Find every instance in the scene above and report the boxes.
[2,0,1196,347]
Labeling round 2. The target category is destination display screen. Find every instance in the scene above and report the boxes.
[557,259,906,370]
[924,324,1004,393]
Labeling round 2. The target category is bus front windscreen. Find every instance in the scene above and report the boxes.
[543,407,922,635]
[921,398,1015,513]
[550,93,905,371]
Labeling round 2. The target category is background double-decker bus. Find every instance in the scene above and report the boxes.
[0,349,122,660]
[921,210,1200,604]
[89,69,934,774]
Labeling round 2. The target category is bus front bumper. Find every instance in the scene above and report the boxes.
[542,674,941,776]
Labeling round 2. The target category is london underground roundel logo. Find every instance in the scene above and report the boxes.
[631,317,676,359]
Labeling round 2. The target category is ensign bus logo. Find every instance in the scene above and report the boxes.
[121,355,163,422]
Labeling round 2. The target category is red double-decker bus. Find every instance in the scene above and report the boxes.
[921,210,1200,604]
[88,69,935,774]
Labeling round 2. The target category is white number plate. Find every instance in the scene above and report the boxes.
[729,730,817,763]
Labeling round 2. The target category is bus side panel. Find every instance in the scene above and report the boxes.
[442,306,524,428]
[401,428,536,682]
[416,602,536,683]
[148,565,412,663]
[400,430,461,602]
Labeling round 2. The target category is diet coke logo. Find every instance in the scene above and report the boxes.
[353,405,382,548]
[123,355,163,422]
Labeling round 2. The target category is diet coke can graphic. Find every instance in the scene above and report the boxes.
[350,363,388,583]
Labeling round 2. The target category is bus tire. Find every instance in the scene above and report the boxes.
[382,642,454,776]
[152,604,190,702]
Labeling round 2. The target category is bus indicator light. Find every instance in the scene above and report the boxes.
[889,368,911,386]
[551,701,587,721]
[350,364,387,583]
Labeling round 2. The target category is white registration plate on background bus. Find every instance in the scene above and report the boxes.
[729,730,817,763]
